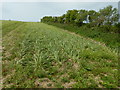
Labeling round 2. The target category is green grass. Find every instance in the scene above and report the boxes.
[2,20,118,88]
[46,22,119,51]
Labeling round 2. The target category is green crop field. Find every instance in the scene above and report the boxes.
[2,20,118,88]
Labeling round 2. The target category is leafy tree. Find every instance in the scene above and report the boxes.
[74,10,88,26]
[99,5,118,25]
[69,10,78,23]
[53,17,58,23]
[65,10,72,23]
[41,16,53,22]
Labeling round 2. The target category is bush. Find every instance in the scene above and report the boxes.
[115,23,120,33]
[99,25,119,33]
[115,23,120,28]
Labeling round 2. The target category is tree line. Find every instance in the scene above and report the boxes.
[41,5,119,27]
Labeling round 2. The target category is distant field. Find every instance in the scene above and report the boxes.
[2,20,118,88]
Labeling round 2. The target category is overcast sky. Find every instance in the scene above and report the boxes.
[1,1,119,22]
[1,0,119,2]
